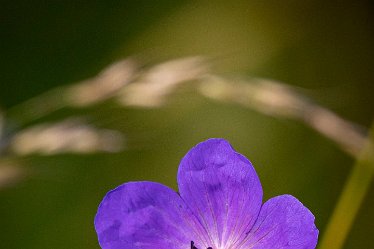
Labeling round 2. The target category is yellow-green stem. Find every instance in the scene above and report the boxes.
[319,125,374,249]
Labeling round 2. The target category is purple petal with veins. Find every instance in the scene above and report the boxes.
[95,138,318,249]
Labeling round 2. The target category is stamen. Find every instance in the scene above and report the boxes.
[191,241,197,249]
[190,241,213,249]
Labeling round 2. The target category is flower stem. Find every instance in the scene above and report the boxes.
[319,124,374,249]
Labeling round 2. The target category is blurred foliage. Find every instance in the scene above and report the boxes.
[0,1,373,249]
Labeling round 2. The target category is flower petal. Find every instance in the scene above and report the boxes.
[94,181,207,249]
[177,138,263,248]
[242,195,318,249]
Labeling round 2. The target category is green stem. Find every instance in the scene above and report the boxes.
[319,124,374,249]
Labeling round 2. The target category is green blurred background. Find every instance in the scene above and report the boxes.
[0,1,373,248]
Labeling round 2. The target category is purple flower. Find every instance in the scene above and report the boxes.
[95,138,318,249]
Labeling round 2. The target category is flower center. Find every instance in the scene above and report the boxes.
[191,241,212,249]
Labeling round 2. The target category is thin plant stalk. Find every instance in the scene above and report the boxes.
[319,124,374,249]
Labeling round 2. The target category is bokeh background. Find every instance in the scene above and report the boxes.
[0,1,373,249]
